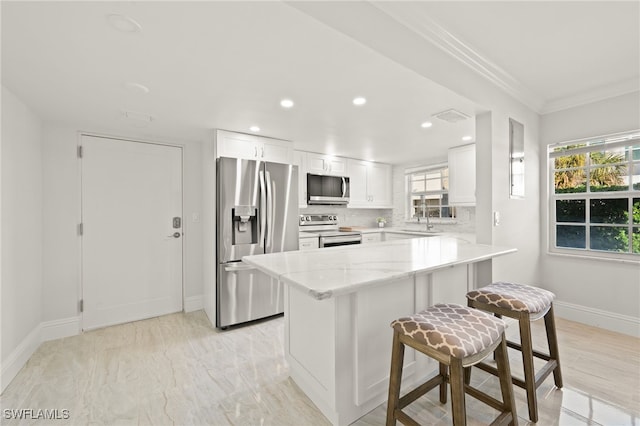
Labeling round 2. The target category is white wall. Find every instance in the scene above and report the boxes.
[540,92,640,336]
[41,124,206,324]
[1,86,44,391]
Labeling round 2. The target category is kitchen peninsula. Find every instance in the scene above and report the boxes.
[243,236,516,426]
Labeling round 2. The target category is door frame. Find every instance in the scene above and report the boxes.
[77,131,185,330]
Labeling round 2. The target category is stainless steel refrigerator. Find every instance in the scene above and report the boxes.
[216,157,298,328]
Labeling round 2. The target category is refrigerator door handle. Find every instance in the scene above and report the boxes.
[224,263,256,272]
[265,170,273,250]
[259,170,266,247]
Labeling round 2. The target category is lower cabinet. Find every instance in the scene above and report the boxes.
[361,233,382,244]
[299,237,319,250]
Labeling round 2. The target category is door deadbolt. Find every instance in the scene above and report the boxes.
[172,217,181,228]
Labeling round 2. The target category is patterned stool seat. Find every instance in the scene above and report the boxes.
[466,281,555,314]
[391,303,506,359]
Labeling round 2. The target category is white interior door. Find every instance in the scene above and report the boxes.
[81,135,183,330]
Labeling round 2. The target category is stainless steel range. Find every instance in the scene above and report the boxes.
[299,214,362,248]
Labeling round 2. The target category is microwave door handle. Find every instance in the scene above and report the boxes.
[259,170,266,248]
[341,177,346,198]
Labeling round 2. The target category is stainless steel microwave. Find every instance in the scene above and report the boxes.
[307,173,350,205]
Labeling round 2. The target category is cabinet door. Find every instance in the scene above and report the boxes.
[362,233,382,244]
[293,150,307,208]
[216,130,259,160]
[368,163,392,208]
[299,237,319,250]
[347,159,369,207]
[263,139,293,164]
[448,144,476,206]
[307,153,347,176]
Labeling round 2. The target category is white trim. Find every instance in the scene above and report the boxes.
[41,316,81,342]
[540,78,640,115]
[0,324,41,393]
[554,300,640,338]
[184,295,204,313]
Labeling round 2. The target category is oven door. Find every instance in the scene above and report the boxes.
[319,234,362,248]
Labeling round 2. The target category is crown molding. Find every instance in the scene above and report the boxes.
[540,77,640,115]
[371,2,546,113]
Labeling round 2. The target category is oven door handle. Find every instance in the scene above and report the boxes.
[320,235,362,246]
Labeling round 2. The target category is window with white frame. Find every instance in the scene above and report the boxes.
[406,165,456,220]
[549,131,640,258]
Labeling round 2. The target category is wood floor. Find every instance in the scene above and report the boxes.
[1,311,638,425]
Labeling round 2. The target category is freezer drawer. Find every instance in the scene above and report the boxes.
[217,261,283,328]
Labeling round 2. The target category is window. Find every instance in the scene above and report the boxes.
[406,165,456,220]
[549,131,640,259]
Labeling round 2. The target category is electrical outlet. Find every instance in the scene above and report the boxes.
[493,211,500,226]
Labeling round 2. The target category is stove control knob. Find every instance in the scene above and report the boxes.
[300,216,306,222]
[306,216,311,221]
[331,215,337,221]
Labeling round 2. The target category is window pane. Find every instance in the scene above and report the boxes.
[411,180,425,193]
[412,173,425,181]
[442,177,449,190]
[425,179,441,191]
[555,153,586,169]
[634,199,640,225]
[556,200,585,223]
[590,198,628,224]
[634,227,640,254]
[555,170,586,193]
[633,162,640,191]
[590,226,628,252]
[425,171,440,180]
[556,225,585,249]
[590,146,630,192]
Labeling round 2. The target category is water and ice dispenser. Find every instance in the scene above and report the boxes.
[231,205,258,245]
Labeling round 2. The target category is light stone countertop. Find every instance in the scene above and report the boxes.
[244,235,515,300]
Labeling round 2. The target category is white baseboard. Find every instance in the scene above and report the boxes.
[41,316,80,342]
[0,324,41,394]
[184,295,204,313]
[554,300,640,338]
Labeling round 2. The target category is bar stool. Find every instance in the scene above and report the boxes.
[386,303,518,426]
[466,282,563,423]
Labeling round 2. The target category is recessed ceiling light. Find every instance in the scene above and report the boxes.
[107,14,142,33]
[123,82,150,94]
[280,99,294,108]
[353,97,367,106]
[462,136,473,141]
[249,126,260,132]
[421,121,433,128]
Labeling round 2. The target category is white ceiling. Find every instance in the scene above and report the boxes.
[2,1,638,165]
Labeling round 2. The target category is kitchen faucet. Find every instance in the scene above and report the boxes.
[417,214,434,231]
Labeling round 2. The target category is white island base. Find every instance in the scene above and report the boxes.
[244,237,515,425]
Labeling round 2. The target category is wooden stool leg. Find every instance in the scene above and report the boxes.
[386,331,405,426]
[544,304,563,388]
[439,363,448,403]
[449,358,467,426]
[463,366,471,385]
[495,333,518,426]
[519,313,538,423]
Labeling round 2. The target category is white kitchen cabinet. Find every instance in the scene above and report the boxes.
[347,160,393,208]
[306,152,348,176]
[293,150,307,208]
[448,143,476,206]
[361,233,382,244]
[216,130,293,164]
[299,236,319,250]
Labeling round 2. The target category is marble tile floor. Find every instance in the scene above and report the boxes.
[0,310,638,425]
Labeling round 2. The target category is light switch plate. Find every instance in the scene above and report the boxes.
[493,211,500,226]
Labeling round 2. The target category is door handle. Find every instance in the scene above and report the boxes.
[168,232,181,238]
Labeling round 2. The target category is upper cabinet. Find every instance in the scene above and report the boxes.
[293,150,308,208]
[306,153,348,176]
[448,143,476,206]
[347,160,393,208]
[216,130,293,164]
